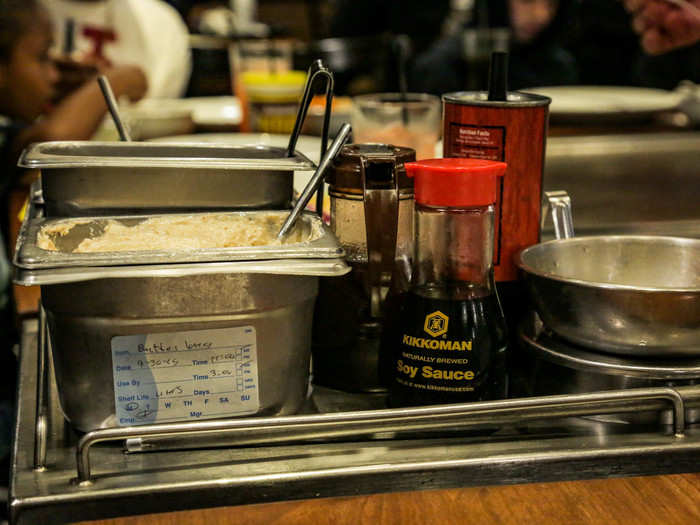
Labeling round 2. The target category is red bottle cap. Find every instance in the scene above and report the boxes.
[405,158,507,207]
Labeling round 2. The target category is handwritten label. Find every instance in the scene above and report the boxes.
[111,327,259,426]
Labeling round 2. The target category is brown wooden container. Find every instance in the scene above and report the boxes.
[442,92,550,282]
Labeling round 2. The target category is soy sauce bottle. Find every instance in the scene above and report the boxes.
[389,158,508,407]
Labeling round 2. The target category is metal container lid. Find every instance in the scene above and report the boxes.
[442,91,551,108]
[19,141,316,171]
[14,258,350,286]
[326,143,416,192]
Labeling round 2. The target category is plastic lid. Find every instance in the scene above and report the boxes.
[405,158,507,207]
[327,143,416,192]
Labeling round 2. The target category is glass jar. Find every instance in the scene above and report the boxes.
[389,158,509,406]
[311,144,415,392]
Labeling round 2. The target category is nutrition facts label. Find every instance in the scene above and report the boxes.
[447,123,506,161]
[111,327,259,426]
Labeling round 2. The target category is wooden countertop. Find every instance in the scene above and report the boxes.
[76,472,700,524]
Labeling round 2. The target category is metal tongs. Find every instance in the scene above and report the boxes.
[286,59,335,216]
[286,59,334,158]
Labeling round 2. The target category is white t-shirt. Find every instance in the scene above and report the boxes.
[42,0,192,99]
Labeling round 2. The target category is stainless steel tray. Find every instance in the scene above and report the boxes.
[12,320,700,525]
[15,210,343,270]
[19,141,315,171]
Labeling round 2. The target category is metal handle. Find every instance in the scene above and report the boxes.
[286,60,334,158]
[277,123,351,239]
[361,156,400,318]
[97,75,132,142]
[75,386,690,485]
[545,190,574,239]
[33,305,49,471]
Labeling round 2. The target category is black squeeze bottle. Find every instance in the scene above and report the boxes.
[389,158,508,407]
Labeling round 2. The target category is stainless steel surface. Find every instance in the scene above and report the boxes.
[278,123,351,239]
[97,76,131,142]
[17,211,342,269]
[519,316,700,425]
[20,141,315,216]
[10,323,700,525]
[543,133,700,239]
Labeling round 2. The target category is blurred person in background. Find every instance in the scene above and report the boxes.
[0,0,147,482]
[623,0,700,54]
[323,0,451,94]
[329,0,451,57]
[411,0,578,94]
[567,0,699,89]
[41,0,192,98]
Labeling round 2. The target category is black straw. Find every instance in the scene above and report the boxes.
[487,51,508,101]
[393,35,411,125]
[63,19,75,55]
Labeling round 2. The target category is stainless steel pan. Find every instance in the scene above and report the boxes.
[517,192,700,356]
[19,142,316,216]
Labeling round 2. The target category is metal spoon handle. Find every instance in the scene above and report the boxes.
[97,75,132,142]
[277,123,351,240]
[545,190,574,240]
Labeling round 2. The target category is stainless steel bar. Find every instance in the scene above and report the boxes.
[129,384,700,453]
[75,386,691,485]
[33,304,48,471]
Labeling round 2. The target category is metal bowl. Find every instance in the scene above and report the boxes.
[518,235,700,356]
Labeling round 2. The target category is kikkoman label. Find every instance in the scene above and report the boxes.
[424,310,449,337]
[400,310,472,351]
[393,300,485,398]
[402,334,472,351]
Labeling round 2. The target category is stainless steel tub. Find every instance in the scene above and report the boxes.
[19,142,316,216]
[14,210,349,432]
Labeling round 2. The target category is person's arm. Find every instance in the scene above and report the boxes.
[623,0,700,54]
[9,65,147,160]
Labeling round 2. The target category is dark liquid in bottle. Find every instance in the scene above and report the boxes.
[388,283,508,407]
